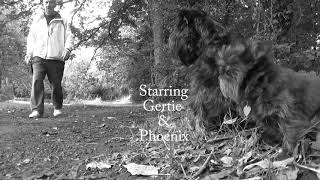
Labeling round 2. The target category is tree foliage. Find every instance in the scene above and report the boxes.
[0,0,319,101]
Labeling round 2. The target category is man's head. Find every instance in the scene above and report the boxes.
[43,0,57,16]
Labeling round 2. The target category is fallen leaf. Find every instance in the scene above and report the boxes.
[201,169,234,180]
[96,123,106,128]
[70,162,83,178]
[17,158,32,166]
[297,170,319,180]
[123,163,159,176]
[239,151,253,166]
[241,177,262,180]
[193,149,206,162]
[42,130,58,136]
[86,161,112,170]
[147,147,160,152]
[23,159,31,164]
[295,164,320,179]
[244,105,251,117]
[224,149,232,155]
[35,170,55,179]
[210,159,218,164]
[244,159,270,171]
[223,117,238,125]
[275,168,298,180]
[44,156,55,162]
[220,156,233,167]
[311,141,320,151]
[273,157,294,168]
[111,153,121,160]
[189,166,200,172]
[244,157,293,171]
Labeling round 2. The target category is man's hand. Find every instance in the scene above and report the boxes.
[63,49,71,61]
[25,54,32,65]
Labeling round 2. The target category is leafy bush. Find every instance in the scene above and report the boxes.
[63,47,127,101]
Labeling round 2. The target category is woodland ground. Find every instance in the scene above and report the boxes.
[0,100,168,180]
[1,100,319,180]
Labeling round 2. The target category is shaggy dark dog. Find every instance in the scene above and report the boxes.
[216,40,320,153]
[168,9,235,130]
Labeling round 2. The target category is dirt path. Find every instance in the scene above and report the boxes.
[0,101,154,179]
[3,101,317,180]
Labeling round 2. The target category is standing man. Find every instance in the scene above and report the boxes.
[25,0,73,118]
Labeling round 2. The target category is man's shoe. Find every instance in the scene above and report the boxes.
[53,109,63,117]
[29,111,42,118]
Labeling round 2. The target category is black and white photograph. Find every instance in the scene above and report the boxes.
[0,0,320,179]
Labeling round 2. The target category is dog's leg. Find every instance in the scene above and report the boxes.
[282,119,310,153]
[257,116,283,146]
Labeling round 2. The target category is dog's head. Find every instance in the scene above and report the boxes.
[216,40,273,101]
[169,9,229,66]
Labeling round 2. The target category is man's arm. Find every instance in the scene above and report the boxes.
[25,22,36,64]
[63,18,74,61]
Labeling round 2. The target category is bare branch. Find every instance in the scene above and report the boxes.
[72,20,110,50]
[70,0,88,27]
[87,35,109,69]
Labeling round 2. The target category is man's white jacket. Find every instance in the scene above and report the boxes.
[26,12,73,61]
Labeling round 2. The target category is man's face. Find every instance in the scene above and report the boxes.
[43,0,56,15]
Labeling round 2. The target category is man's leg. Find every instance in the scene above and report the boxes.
[31,59,46,115]
[46,60,65,111]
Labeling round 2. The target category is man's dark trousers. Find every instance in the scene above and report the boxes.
[31,57,64,115]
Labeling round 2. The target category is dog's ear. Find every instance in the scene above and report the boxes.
[248,40,272,60]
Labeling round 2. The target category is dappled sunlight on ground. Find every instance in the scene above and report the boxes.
[9,95,140,107]
[71,95,141,107]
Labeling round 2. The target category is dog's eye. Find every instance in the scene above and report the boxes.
[224,65,232,74]
[225,68,232,75]
[225,66,238,77]
[228,55,237,62]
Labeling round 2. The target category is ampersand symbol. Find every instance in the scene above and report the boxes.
[158,113,170,127]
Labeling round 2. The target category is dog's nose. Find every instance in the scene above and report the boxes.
[218,66,225,74]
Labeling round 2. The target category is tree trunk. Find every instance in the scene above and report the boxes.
[0,69,2,89]
[150,0,164,85]
[256,0,261,35]
[0,51,3,89]
[223,0,232,27]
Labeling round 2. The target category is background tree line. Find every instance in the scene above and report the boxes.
[0,0,319,102]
